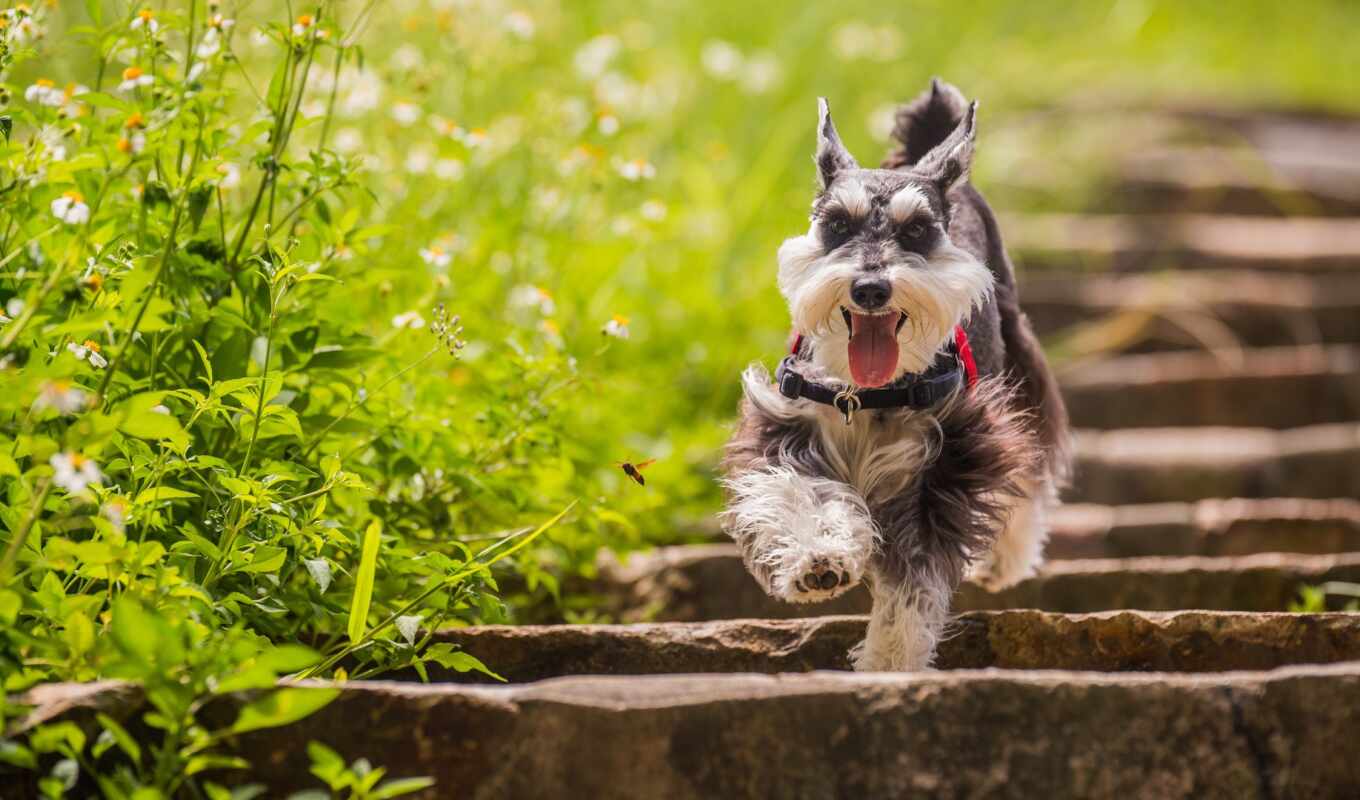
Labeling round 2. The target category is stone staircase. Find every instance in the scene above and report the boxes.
[14,108,1360,798]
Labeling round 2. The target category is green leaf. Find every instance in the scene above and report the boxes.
[29,722,86,755]
[424,645,503,681]
[230,687,339,735]
[63,612,95,655]
[0,116,10,145]
[347,519,382,643]
[370,778,437,799]
[94,714,141,765]
[257,644,322,674]
[238,545,287,574]
[0,590,20,625]
[0,740,36,769]
[110,596,183,672]
[134,486,199,505]
[184,754,252,775]
[265,57,290,114]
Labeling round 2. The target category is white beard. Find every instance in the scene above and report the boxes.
[776,224,994,385]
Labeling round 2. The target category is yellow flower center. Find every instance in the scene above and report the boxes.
[63,190,85,202]
[36,78,54,88]
[82,339,101,353]
[125,112,145,128]
[612,314,630,326]
[71,453,88,467]
[296,14,314,27]
[123,66,144,80]
[138,9,154,21]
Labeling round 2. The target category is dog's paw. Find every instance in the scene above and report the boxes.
[772,552,861,604]
[966,549,1036,592]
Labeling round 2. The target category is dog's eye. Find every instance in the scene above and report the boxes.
[820,215,855,249]
[903,222,926,239]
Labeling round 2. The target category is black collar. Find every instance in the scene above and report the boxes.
[774,347,963,423]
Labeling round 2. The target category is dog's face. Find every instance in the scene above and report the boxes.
[777,99,994,388]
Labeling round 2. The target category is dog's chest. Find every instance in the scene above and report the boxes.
[813,409,936,501]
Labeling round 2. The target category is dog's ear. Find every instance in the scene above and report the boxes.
[915,100,977,194]
[815,97,859,189]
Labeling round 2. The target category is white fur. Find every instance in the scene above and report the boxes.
[826,182,871,219]
[851,566,953,671]
[721,463,878,603]
[887,185,929,222]
[776,206,994,385]
[968,477,1056,590]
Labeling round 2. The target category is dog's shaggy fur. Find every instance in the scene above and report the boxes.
[721,80,1071,671]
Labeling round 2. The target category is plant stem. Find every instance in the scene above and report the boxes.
[0,480,52,585]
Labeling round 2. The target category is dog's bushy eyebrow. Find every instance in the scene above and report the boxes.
[817,182,872,219]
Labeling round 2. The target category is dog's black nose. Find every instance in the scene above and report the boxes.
[850,278,891,310]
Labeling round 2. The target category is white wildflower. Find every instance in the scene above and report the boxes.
[700,40,743,80]
[129,8,158,33]
[217,162,241,189]
[34,381,90,415]
[420,245,452,269]
[50,452,103,494]
[25,79,61,106]
[118,66,153,92]
[503,10,535,39]
[508,285,555,316]
[392,311,426,329]
[574,35,621,80]
[614,157,656,181]
[602,314,631,339]
[51,191,91,225]
[101,497,130,534]
[740,51,782,94]
[67,339,107,368]
[391,101,422,126]
[434,158,465,181]
[640,199,668,221]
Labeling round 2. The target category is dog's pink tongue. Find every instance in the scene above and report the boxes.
[848,313,899,388]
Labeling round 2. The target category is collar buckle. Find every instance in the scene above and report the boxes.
[833,387,861,425]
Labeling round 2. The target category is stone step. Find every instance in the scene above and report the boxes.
[595,546,1360,621]
[14,667,1360,798]
[420,611,1360,682]
[1004,212,1360,273]
[1060,345,1360,429]
[1023,270,1360,348]
[1070,424,1360,504]
[1113,146,1360,217]
[1049,499,1360,559]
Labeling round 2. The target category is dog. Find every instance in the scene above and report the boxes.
[721,79,1070,671]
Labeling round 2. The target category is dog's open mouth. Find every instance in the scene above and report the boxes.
[842,307,908,388]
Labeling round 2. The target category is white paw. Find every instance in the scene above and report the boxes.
[966,549,1035,592]
[772,551,862,604]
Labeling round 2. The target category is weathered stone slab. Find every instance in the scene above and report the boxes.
[418,611,1360,682]
[1023,270,1360,347]
[1113,146,1360,217]
[13,667,1360,799]
[594,546,1360,621]
[1060,346,1360,429]
[1072,424,1360,503]
[1070,424,1360,503]
[1050,499,1360,559]
[1005,212,1360,273]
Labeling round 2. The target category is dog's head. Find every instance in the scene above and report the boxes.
[776,96,994,388]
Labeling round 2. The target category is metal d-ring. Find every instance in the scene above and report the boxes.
[834,387,861,425]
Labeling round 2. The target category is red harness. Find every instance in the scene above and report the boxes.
[788,325,978,389]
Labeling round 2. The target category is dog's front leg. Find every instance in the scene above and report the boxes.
[722,466,877,604]
[851,567,953,671]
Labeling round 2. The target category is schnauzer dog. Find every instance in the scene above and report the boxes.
[722,80,1070,671]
